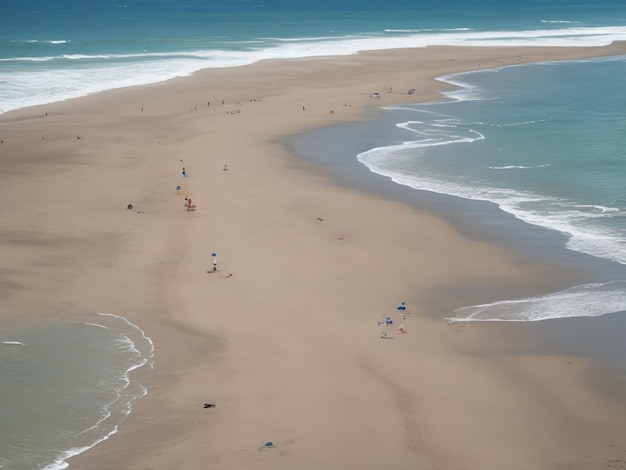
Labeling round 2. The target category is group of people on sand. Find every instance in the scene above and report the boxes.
[379,302,409,338]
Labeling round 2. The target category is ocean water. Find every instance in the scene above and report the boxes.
[357,55,626,321]
[2,1,626,466]
[0,314,153,470]
[2,0,626,113]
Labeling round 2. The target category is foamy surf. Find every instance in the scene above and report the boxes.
[0,313,153,470]
[2,23,626,114]
[359,56,626,265]
[449,281,626,321]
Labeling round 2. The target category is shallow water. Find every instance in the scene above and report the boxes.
[358,57,626,321]
[292,55,626,322]
[0,313,153,470]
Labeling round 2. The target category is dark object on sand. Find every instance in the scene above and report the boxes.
[203,403,216,408]
[127,204,133,210]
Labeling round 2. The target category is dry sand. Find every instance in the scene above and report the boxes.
[3,44,626,469]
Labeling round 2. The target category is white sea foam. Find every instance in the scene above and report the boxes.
[360,55,626,266]
[38,313,154,470]
[384,28,473,33]
[490,120,547,127]
[97,312,155,361]
[541,20,581,24]
[11,39,69,44]
[2,25,626,114]
[488,164,551,169]
[2,341,26,346]
[83,322,111,329]
[449,281,626,321]
[359,139,626,265]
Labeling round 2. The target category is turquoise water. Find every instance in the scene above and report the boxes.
[2,1,626,466]
[1,0,626,113]
[0,314,153,470]
[356,56,626,320]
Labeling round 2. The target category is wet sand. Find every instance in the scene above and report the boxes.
[3,44,626,469]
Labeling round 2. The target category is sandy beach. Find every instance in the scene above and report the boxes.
[3,44,626,469]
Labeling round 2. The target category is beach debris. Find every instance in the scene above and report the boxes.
[127,203,133,210]
[203,403,216,408]
[259,441,275,451]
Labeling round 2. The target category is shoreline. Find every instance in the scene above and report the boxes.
[3,44,626,469]
[289,88,626,298]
